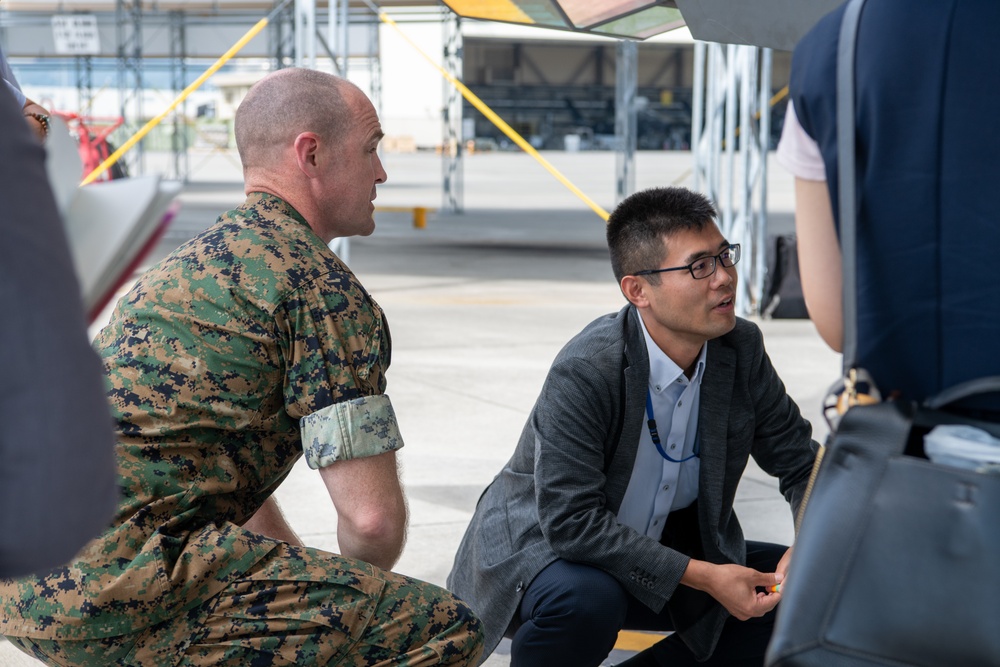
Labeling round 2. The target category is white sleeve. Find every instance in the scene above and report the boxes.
[775,101,827,182]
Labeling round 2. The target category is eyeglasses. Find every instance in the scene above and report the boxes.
[633,244,741,280]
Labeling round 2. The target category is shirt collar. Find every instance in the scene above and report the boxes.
[242,191,309,227]
[637,314,708,394]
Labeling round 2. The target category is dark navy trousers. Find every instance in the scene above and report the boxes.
[508,542,785,667]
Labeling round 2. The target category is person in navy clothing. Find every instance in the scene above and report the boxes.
[778,0,1000,409]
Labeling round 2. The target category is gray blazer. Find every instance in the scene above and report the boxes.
[0,88,118,577]
[447,305,818,662]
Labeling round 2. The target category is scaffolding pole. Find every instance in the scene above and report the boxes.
[691,41,772,315]
[116,0,143,175]
[337,0,349,75]
[270,0,295,70]
[74,54,93,115]
[614,39,637,205]
[367,17,382,113]
[441,8,463,213]
[294,0,316,69]
[169,10,189,182]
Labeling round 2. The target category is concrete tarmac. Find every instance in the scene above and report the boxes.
[0,150,838,666]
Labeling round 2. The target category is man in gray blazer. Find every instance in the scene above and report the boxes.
[448,187,819,666]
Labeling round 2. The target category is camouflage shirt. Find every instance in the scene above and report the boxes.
[0,193,402,639]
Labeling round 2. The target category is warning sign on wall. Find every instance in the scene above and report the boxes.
[52,15,101,56]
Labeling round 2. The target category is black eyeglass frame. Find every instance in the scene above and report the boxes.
[632,243,741,280]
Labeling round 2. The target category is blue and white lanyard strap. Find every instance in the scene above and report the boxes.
[645,387,700,463]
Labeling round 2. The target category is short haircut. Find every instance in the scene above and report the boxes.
[606,187,719,282]
[235,68,356,169]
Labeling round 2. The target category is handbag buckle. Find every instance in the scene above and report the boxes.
[823,367,882,432]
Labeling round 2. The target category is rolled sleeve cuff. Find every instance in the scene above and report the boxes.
[301,394,404,469]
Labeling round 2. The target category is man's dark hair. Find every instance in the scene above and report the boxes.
[606,187,718,282]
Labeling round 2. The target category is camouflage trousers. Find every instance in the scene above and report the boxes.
[7,543,483,667]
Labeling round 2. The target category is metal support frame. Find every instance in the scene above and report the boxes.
[324,0,349,261]
[691,41,771,316]
[1,1,391,197]
[320,3,382,262]
[366,18,382,113]
[339,0,350,76]
[294,0,316,69]
[116,0,143,175]
[74,55,94,115]
[4,3,456,219]
[325,1,340,75]
[441,9,463,214]
[270,0,295,70]
[614,39,637,205]
[169,10,189,182]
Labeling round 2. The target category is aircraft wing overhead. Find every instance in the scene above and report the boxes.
[675,0,844,50]
[443,0,846,49]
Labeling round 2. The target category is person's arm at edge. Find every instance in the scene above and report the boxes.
[280,274,407,570]
[1,48,49,140]
[775,100,844,352]
[22,96,50,141]
[794,177,843,351]
[319,450,407,571]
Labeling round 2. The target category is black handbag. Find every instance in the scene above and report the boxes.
[765,1,1000,665]
[767,383,1000,667]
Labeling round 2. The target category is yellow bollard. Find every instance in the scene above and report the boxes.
[413,207,428,229]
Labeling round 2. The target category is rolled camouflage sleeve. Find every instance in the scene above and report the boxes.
[300,394,404,469]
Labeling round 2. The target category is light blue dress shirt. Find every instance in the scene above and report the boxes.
[616,314,706,539]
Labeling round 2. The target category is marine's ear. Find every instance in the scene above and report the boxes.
[293,132,322,176]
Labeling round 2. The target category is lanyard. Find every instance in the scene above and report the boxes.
[645,388,700,463]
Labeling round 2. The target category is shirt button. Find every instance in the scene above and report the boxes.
[663,485,670,491]
[655,385,662,392]
[652,519,659,526]
[670,444,677,450]
[678,400,683,407]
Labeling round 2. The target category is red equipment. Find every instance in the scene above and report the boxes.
[50,111,129,182]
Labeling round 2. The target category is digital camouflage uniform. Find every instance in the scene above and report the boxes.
[0,193,483,666]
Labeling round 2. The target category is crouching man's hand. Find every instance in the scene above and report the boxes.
[680,558,783,621]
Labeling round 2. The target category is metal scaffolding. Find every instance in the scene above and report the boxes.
[2,3,776,248]
[330,0,348,76]
[441,8,463,213]
[2,1,391,181]
[691,41,772,316]
[614,39,637,205]
[271,1,296,70]
[74,55,94,115]
[294,0,317,69]
[116,0,144,175]
[168,10,189,182]
[365,18,381,114]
